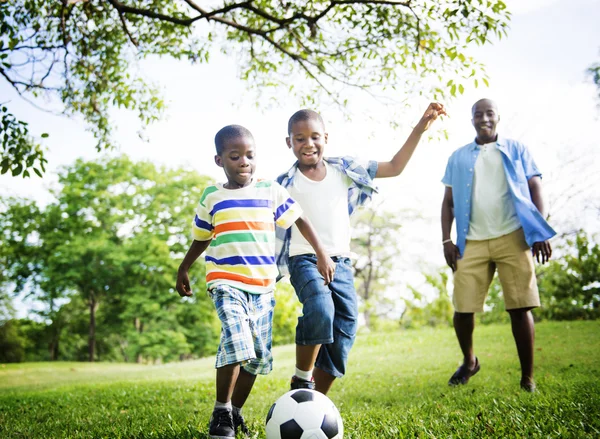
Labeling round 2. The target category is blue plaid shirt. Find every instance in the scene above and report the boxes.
[275,156,378,278]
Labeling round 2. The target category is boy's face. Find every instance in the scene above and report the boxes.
[286,118,328,167]
[215,135,256,188]
[472,100,500,143]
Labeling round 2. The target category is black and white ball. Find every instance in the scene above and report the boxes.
[265,389,343,439]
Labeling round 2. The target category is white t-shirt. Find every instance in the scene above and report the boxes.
[288,162,352,257]
[466,142,522,240]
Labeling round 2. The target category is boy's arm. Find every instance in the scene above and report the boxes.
[176,239,211,297]
[375,102,447,178]
[294,215,336,285]
[528,176,552,264]
[441,186,460,271]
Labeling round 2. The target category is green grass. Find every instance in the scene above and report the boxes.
[1,321,599,438]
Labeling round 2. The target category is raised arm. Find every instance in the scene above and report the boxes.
[176,239,211,296]
[441,186,460,271]
[528,176,552,263]
[295,215,336,285]
[375,102,447,178]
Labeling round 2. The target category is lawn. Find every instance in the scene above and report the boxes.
[1,320,598,438]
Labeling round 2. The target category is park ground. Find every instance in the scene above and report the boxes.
[1,320,599,438]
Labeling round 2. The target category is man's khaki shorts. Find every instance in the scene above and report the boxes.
[453,228,540,313]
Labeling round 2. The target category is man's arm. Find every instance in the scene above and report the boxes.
[295,215,336,285]
[176,239,211,296]
[528,176,546,217]
[375,102,447,178]
[441,186,460,271]
[528,176,552,263]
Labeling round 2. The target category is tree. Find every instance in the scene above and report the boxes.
[402,269,453,329]
[589,55,600,103]
[351,205,404,328]
[0,155,217,362]
[0,0,511,176]
[536,231,600,321]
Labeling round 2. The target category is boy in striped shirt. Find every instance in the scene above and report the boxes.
[176,125,334,439]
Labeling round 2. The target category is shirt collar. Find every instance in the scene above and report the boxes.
[469,135,507,151]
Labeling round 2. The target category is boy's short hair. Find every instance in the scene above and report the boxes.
[214,125,254,156]
[287,109,325,134]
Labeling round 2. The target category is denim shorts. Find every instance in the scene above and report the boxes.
[288,254,358,378]
[209,284,275,375]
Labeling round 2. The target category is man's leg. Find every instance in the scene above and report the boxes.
[453,312,477,368]
[449,240,491,385]
[495,229,540,391]
[508,308,535,390]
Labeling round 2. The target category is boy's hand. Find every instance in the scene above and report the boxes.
[176,268,193,297]
[416,102,447,132]
[316,254,336,285]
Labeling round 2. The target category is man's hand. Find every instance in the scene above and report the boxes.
[532,240,552,264]
[443,241,460,272]
[416,102,447,132]
[176,268,193,297]
[316,254,336,285]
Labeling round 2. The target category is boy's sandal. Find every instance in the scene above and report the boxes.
[448,357,480,386]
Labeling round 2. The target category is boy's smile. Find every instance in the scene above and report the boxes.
[215,136,256,189]
[286,118,328,170]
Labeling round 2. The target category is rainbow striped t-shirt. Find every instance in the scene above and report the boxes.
[192,180,303,294]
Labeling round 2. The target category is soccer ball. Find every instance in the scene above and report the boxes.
[265,389,343,439]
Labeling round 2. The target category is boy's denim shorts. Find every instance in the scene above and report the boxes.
[209,284,275,375]
[288,254,358,378]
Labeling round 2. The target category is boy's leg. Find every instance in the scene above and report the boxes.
[217,363,241,404]
[231,368,257,408]
[210,364,237,439]
[209,285,258,438]
[230,291,275,436]
[296,344,321,372]
[289,255,336,390]
[231,368,256,437]
[313,367,336,394]
[313,257,358,394]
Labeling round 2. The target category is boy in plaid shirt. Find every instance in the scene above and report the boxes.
[277,103,446,394]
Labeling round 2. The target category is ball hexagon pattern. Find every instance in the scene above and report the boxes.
[265,389,343,439]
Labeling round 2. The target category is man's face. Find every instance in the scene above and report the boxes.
[472,100,500,143]
[215,136,256,188]
[286,118,328,167]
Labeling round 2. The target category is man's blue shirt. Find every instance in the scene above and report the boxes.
[442,136,556,256]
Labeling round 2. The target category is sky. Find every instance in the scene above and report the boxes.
[2,0,600,313]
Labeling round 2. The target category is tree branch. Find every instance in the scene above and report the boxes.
[117,10,139,47]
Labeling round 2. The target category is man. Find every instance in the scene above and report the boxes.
[441,98,555,392]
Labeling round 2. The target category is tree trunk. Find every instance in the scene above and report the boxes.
[49,338,58,361]
[135,318,143,364]
[88,293,97,362]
